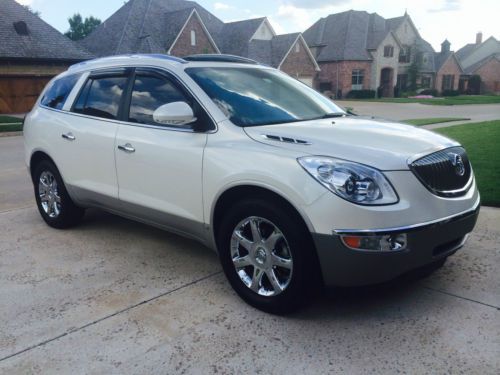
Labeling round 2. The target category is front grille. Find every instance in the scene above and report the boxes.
[410,147,472,197]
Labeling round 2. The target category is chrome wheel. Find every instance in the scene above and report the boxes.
[230,216,293,297]
[38,171,61,218]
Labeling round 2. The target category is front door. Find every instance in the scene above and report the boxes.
[380,68,394,97]
[114,68,210,238]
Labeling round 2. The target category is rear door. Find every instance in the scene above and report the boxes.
[114,68,213,237]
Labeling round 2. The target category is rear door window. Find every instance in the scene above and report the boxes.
[73,75,129,120]
[41,74,81,110]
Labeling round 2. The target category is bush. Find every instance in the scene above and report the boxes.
[346,89,376,99]
[419,89,438,96]
[442,89,460,97]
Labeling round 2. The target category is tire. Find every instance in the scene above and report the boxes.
[33,160,84,229]
[217,198,319,314]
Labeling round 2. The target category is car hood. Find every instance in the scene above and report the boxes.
[243,117,459,170]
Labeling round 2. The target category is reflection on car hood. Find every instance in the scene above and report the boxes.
[243,117,459,170]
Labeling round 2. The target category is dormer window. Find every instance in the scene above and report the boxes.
[383,45,394,57]
[13,21,29,36]
[190,30,196,46]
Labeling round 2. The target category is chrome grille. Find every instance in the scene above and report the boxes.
[410,147,472,197]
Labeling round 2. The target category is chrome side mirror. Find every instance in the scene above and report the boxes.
[152,101,197,126]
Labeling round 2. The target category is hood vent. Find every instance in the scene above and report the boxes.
[261,134,311,145]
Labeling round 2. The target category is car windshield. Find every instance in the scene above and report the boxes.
[185,67,346,127]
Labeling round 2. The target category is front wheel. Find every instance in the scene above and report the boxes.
[33,160,84,229]
[217,199,319,314]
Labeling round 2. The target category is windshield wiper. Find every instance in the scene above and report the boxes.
[320,112,347,119]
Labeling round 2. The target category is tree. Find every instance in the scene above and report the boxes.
[23,5,40,16]
[64,14,101,41]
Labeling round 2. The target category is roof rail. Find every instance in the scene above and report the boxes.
[69,54,186,70]
[183,54,259,65]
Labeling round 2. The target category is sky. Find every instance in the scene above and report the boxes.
[16,0,500,51]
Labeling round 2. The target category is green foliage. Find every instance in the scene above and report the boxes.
[419,89,438,96]
[441,89,460,97]
[0,115,22,124]
[64,14,101,41]
[346,90,376,99]
[436,120,500,206]
[23,5,40,16]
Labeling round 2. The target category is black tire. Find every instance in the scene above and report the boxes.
[217,198,320,314]
[33,160,84,229]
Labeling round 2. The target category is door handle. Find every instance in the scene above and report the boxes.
[61,132,75,141]
[117,143,136,153]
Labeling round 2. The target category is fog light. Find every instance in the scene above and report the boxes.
[341,233,407,252]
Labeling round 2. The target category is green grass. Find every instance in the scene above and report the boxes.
[341,95,500,106]
[403,117,470,126]
[0,115,23,124]
[0,123,23,132]
[434,120,500,206]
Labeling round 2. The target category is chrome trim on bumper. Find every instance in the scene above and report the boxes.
[333,196,480,235]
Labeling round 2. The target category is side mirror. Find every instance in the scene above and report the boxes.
[152,101,197,126]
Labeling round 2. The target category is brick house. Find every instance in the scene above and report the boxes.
[304,10,463,97]
[82,0,319,86]
[0,0,93,114]
[456,34,500,94]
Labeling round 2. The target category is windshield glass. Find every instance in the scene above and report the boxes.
[185,67,345,127]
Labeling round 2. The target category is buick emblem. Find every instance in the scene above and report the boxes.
[449,153,465,176]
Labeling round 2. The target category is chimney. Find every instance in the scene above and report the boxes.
[476,32,483,45]
[441,39,451,53]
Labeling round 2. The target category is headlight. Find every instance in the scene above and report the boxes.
[298,156,398,205]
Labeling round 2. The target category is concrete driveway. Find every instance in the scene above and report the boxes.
[1,136,499,374]
[338,100,500,127]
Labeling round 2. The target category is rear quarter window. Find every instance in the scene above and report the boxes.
[40,74,81,110]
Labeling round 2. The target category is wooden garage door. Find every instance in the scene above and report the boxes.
[0,76,52,114]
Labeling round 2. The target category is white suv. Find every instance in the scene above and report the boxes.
[24,54,480,313]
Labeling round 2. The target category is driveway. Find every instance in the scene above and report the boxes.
[338,101,500,127]
[1,136,499,374]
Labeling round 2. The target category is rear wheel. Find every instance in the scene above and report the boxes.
[33,160,84,229]
[218,199,319,314]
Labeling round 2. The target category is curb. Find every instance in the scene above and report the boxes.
[0,131,23,138]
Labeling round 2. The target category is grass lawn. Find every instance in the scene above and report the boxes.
[404,118,470,126]
[0,115,23,124]
[342,95,500,106]
[434,120,500,207]
[0,123,23,132]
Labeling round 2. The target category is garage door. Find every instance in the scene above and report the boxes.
[298,76,313,87]
[0,76,52,114]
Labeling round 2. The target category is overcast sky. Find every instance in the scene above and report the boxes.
[17,0,500,51]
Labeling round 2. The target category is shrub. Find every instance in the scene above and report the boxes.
[346,89,376,99]
[442,89,460,97]
[419,89,438,96]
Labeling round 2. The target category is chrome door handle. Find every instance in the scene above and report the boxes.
[61,132,75,141]
[117,143,136,153]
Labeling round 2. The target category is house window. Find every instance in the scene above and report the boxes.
[442,75,455,91]
[421,76,431,88]
[399,45,411,63]
[351,69,364,90]
[190,30,196,46]
[397,74,408,90]
[383,45,394,57]
[295,42,300,53]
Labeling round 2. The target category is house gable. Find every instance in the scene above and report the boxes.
[168,9,220,55]
[278,35,320,73]
[250,19,275,41]
[460,36,500,69]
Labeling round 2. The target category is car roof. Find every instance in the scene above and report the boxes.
[67,54,270,75]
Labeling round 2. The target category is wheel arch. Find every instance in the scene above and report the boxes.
[29,151,58,182]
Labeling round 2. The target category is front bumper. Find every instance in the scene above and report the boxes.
[312,202,480,287]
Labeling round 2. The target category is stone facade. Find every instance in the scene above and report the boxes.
[169,14,218,56]
[435,55,462,92]
[317,61,372,97]
[475,58,500,94]
[279,39,318,83]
